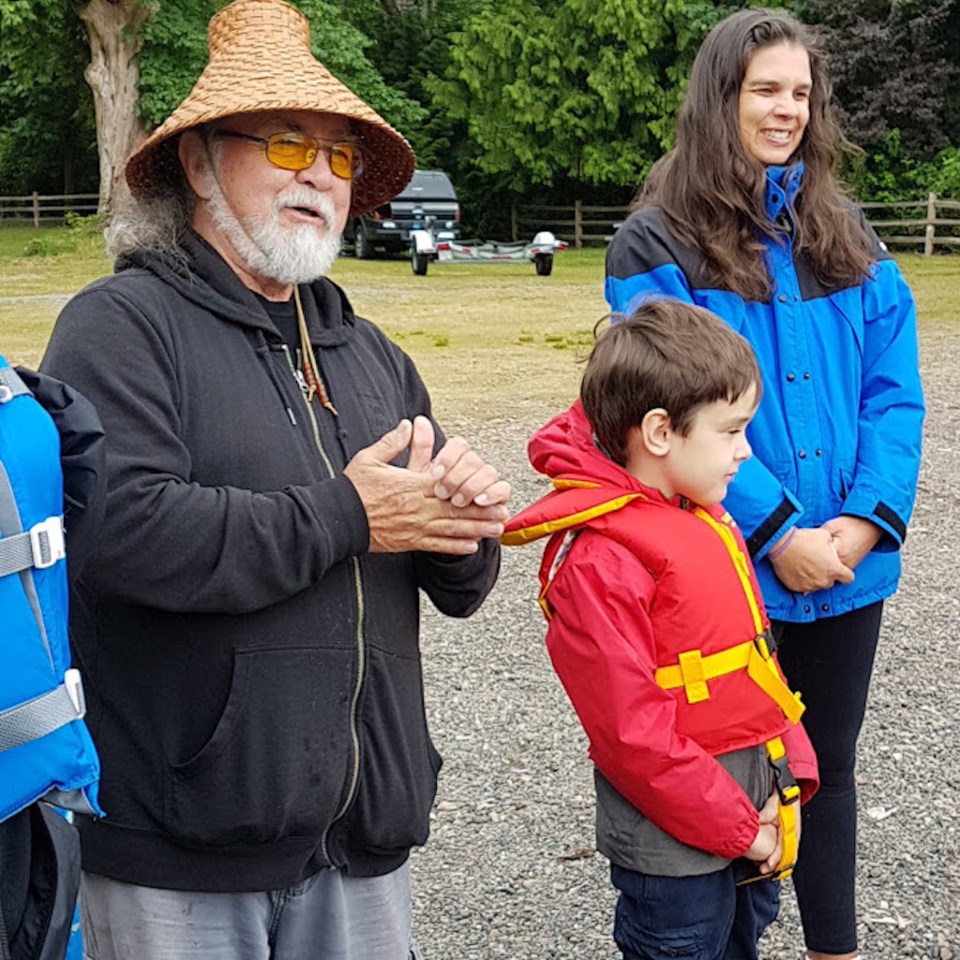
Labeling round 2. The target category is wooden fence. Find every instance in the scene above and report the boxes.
[512,193,960,254]
[2,191,959,254]
[0,193,99,226]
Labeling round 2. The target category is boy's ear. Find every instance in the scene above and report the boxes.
[639,408,672,458]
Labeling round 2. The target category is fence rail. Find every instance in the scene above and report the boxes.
[512,193,960,254]
[2,191,959,254]
[0,193,99,226]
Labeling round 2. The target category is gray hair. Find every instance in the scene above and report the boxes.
[105,131,220,261]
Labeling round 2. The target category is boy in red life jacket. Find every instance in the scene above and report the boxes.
[503,300,819,960]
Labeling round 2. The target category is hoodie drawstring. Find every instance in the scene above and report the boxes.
[294,286,338,416]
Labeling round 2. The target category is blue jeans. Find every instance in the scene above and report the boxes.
[610,863,780,960]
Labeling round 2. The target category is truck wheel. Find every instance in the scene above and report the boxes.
[355,226,374,260]
[534,254,553,276]
[411,251,430,276]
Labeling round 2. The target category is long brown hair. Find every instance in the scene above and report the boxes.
[637,8,873,301]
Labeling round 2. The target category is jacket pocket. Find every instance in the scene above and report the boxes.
[827,287,865,358]
[342,647,440,856]
[164,646,355,847]
[831,456,856,502]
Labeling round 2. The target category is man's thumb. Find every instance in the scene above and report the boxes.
[363,419,413,464]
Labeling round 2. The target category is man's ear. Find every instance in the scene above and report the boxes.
[179,130,213,201]
[640,408,672,458]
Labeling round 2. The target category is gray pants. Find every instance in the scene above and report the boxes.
[79,863,415,960]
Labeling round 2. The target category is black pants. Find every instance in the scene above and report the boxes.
[774,602,883,956]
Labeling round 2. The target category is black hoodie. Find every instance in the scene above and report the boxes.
[41,234,500,892]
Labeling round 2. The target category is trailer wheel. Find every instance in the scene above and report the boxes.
[534,253,553,276]
[411,251,430,276]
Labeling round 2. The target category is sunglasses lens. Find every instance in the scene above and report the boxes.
[330,144,360,180]
[266,134,314,170]
[264,134,361,178]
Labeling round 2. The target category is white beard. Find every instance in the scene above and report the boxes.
[206,178,343,285]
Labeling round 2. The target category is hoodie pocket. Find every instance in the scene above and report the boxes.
[342,647,441,856]
[164,645,355,847]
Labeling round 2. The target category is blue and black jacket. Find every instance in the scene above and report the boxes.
[605,164,924,622]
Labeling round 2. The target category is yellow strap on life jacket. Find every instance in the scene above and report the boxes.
[692,507,765,636]
[655,636,805,724]
[737,735,802,886]
[649,507,806,725]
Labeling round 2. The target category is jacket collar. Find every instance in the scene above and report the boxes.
[764,162,804,220]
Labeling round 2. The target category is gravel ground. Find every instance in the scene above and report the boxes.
[409,329,960,959]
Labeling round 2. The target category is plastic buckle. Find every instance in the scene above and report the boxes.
[769,751,801,806]
[64,668,87,718]
[29,516,66,569]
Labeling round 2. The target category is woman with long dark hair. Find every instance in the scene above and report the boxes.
[605,9,924,960]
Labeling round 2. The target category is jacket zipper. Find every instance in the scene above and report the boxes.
[281,345,365,866]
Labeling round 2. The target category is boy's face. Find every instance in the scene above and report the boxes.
[661,384,758,505]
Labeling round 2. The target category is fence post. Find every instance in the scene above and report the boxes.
[574,199,583,249]
[511,202,517,242]
[924,192,936,256]
[32,192,40,228]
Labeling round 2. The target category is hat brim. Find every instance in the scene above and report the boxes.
[125,1,416,218]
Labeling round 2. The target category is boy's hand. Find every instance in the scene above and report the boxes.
[757,791,779,826]
[744,822,779,866]
[747,790,802,875]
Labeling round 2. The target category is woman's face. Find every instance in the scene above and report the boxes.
[738,43,812,166]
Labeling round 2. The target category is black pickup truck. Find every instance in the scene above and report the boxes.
[345,169,460,258]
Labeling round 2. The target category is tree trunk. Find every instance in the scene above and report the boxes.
[79,0,154,216]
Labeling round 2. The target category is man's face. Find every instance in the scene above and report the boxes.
[184,110,356,290]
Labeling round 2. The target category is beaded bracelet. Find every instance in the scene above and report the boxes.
[767,527,797,560]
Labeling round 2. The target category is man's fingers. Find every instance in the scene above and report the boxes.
[474,480,512,507]
[359,419,413,466]
[407,415,435,473]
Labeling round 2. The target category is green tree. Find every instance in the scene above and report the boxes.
[0,0,98,196]
[138,0,425,135]
[798,0,957,156]
[0,0,425,211]
[427,0,748,192]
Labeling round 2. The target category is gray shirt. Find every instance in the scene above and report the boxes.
[594,744,772,877]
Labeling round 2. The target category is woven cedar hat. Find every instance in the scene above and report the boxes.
[125,0,415,217]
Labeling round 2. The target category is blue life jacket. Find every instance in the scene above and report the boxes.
[0,356,101,822]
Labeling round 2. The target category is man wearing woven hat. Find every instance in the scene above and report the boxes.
[40,1,508,957]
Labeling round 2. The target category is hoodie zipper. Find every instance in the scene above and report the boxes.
[280,343,366,866]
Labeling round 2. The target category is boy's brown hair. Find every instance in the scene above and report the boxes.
[581,299,762,465]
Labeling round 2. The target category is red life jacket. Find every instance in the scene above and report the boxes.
[504,483,804,757]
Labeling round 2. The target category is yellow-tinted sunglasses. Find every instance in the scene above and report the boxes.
[214,130,363,180]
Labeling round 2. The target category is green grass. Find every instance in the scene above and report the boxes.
[1,224,956,419]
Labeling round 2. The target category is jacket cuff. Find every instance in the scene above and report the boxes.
[840,488,907,550]
[311,473,371,561]
[747,493,803,559]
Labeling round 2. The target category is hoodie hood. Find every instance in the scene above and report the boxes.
[503,401,670,546]
[119,231,357,348]
[528,399,636,489]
